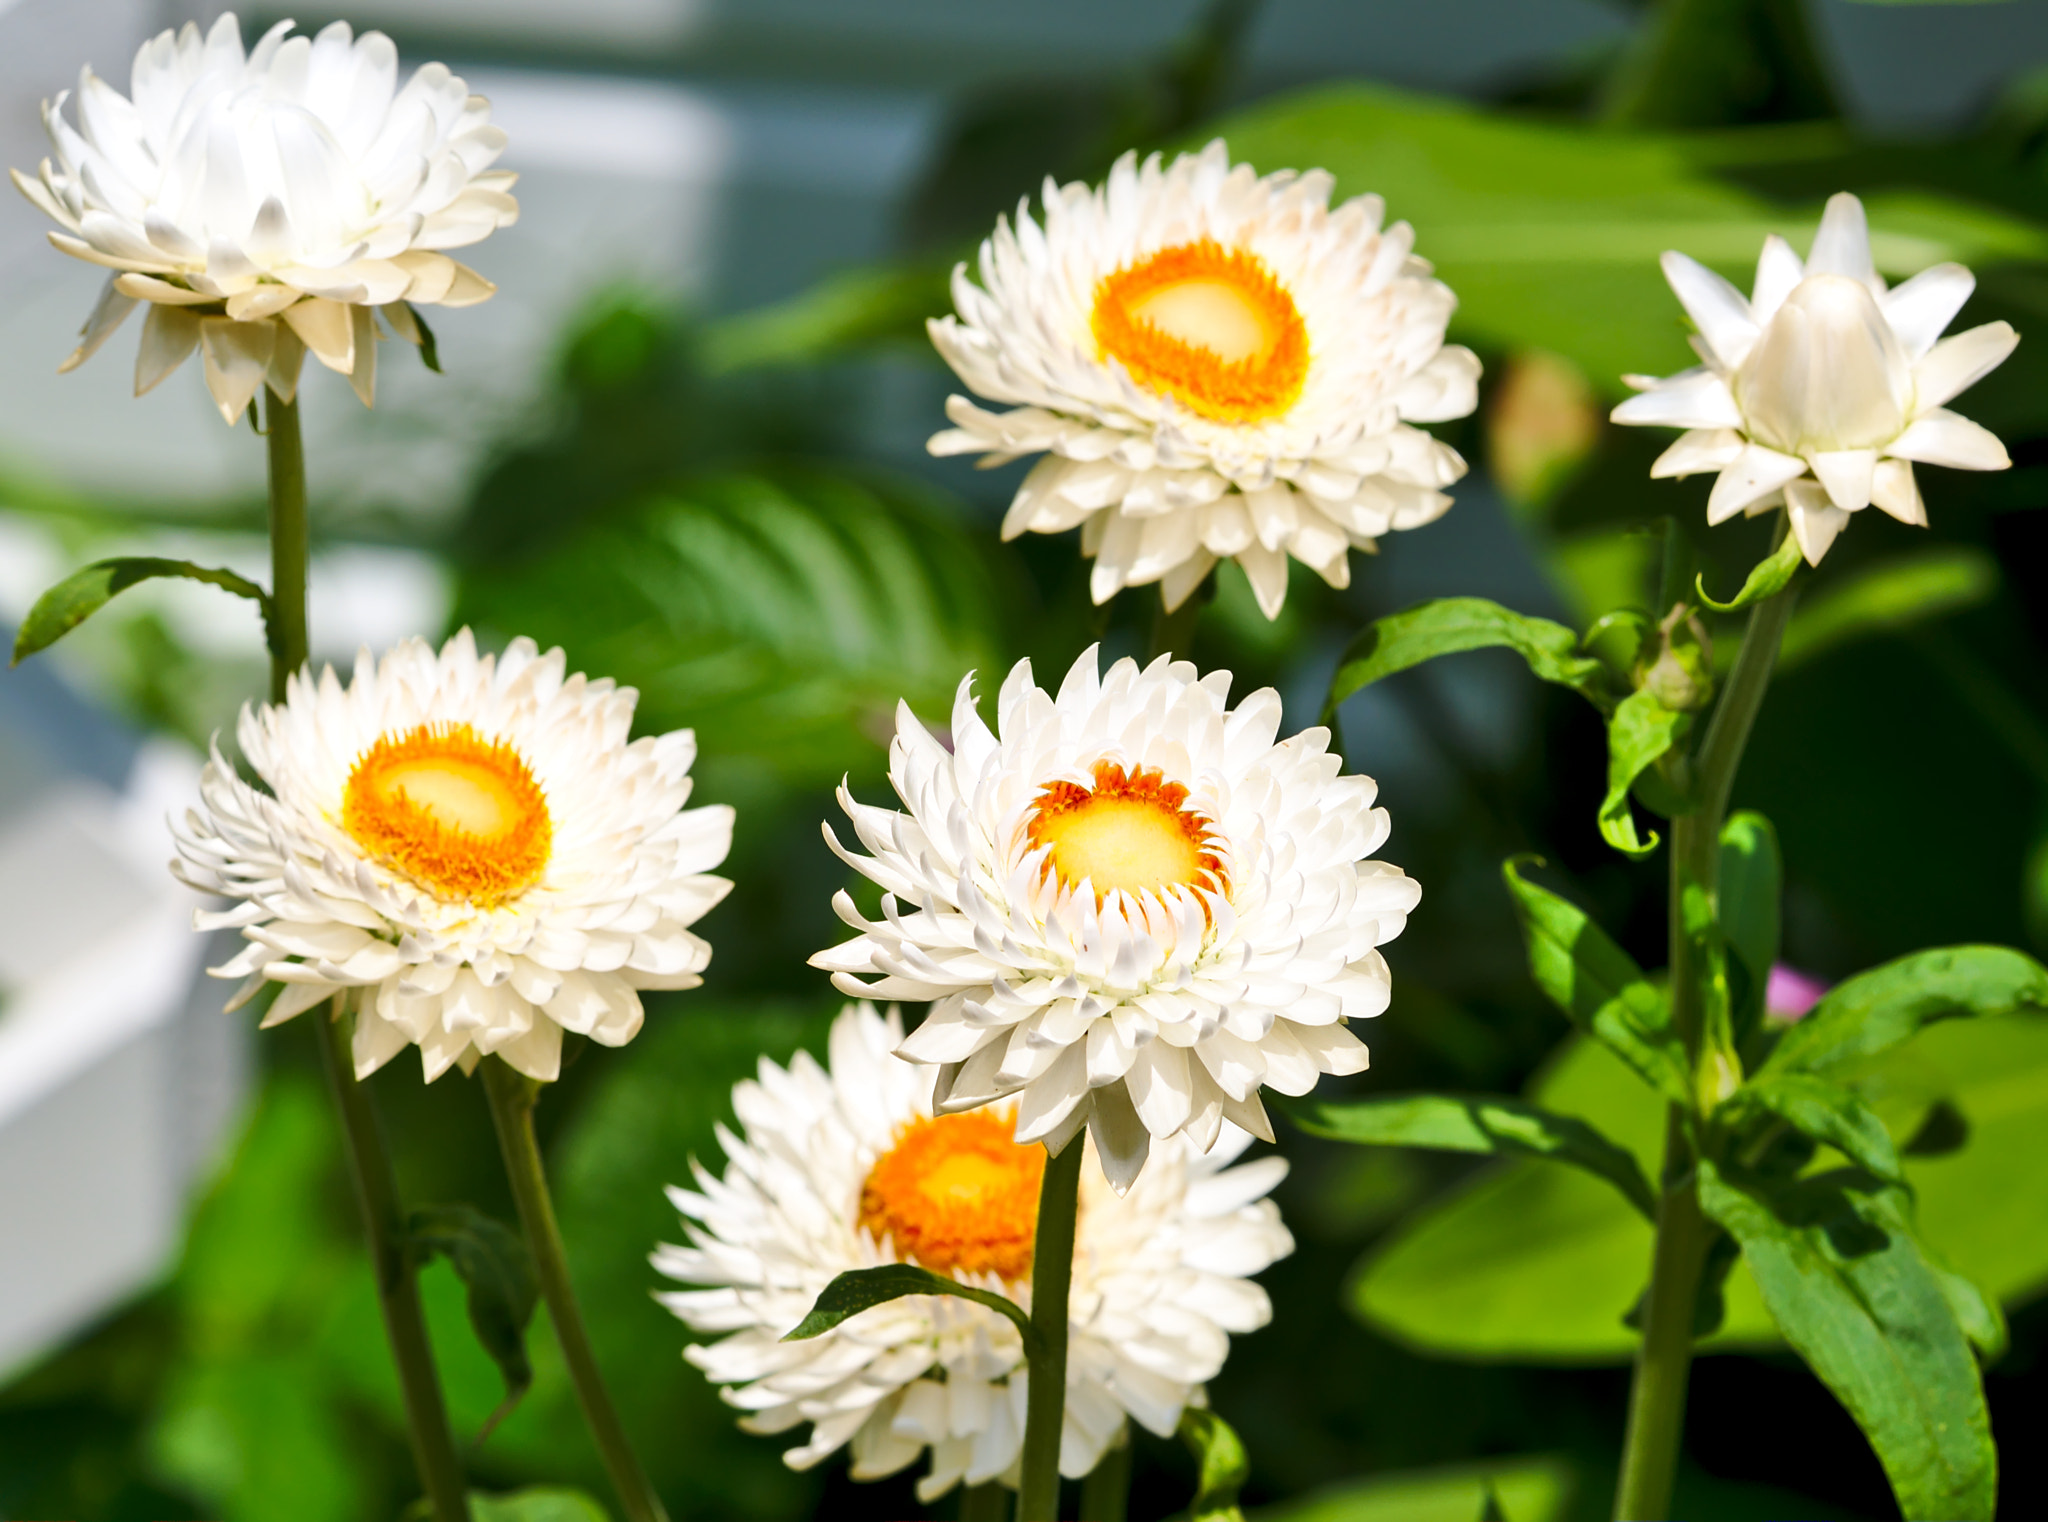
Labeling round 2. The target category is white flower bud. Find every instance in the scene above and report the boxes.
[1736,274,1911,458]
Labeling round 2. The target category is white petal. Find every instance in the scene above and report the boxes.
[1609,369,1741,430]
[1786,479,1850,565]
[1650,428,1744,480]
[1660,251,1759,369]
[1870,458,1925,527]
[1911,322,2018,413]
[1705,443,1808,525]
[1749,234,1804,325]
[1883,263,1975,363]
[1810,448,1876,513]
[1887,408,2010,472]
[1806,192,1879,292]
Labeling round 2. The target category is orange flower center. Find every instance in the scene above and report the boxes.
[1027,760,1226,902]
[342,722,551,906]
[1091,238,1309,423]
[858,1111,1045,1282]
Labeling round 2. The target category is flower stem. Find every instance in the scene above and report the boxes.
[1017,1137,1085,1522]
[264,391,470,1522]
[1612,570,1798,1522]
[480,1057,671,1522]
[959,1481,1014,1522]
[1079,1431,1132,1522]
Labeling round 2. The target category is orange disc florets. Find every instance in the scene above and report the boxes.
[858,1111,1045,1282]
[1091,237,1310,423]
[342,722,552,906]
[1027,760,1227,902]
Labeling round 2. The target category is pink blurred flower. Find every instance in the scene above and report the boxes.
[1766,964,1829,1023]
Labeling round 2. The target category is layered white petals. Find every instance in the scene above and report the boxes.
[655,1004,1291,1498]
[812,646,1415,1184]
[14,14,517,422]
[1614,191,2016,564]
[171,629,734,1082]
[926,139,1474,617]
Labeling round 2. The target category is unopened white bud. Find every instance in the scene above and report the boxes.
[1736,274,1910,458]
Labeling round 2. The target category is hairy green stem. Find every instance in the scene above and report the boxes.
[1612,569,1798,1522]
[481,1058,671,1522]
[265,393,470,1522]
[959,1480,1014,1522]
[1018,1139,1085,1522]
[1079,1432,1132,1522]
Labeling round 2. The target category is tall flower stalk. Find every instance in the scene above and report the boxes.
[1015,1140,1083,1521]
[264,394,473,1522]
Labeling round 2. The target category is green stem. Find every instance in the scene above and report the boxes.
[481,1058,671,1522]
[1079,1431,1132,1522]
[1018,1139,1085,1522]
[960,1481,1015,1522]
[318,1004,474,1522]
[1612,567,1798,1522]
[264,392,470,1522]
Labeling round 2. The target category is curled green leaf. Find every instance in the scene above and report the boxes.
[1696,530,1802,614]
[783,1263,1038,1356]
[407,1204,539,1446]
[1324,597,1614,724]
[1598,689,1692,858]
[1293,1092,1656,1219]
[1178,1407,1249,1522]
[12,556,271,665]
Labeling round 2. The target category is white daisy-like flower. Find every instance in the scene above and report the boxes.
[811,646,1417,1191]
[654,1002,1291,1501]
[926,138,1479,619]
[1612,191,2018,565]
[12,12,518,425]
[172,630,734,1082]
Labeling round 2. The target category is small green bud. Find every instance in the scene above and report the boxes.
[1633,603,1715,713]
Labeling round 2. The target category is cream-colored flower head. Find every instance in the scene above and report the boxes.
[655,1003,1291,1501]
[12,13,519,424]
[173,631,733,1082]
[1612,191,2017,565]
[812,646,1417,1191]
[927,139,1478,619]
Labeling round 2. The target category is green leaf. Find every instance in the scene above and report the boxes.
[471,1488,612,1522]
[1292,1093,1656,1218]
[1597,689,1691,858]
[1252,1455,1574,1522]
[1696,1161,1996,1521]
[1323,598,1613,724]
[1501,858,1691,1103]
[783,1264,1038,1355]
[1696,531,1802,613]
[1776,547,1999,671]
[1178,1407,1249,1522]
[702,262,949,372]
[1731,1073,1905,1184]
[1212,85,2048,390]
[408,1205,540,1444]
[1718,811,1781,1040]
[11,556,271,665]
[1762,946,2048,1078]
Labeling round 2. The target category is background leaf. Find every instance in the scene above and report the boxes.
[1718,811,1782,1041]
[1776,548,1999,671]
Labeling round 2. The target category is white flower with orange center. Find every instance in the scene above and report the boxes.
[172,630,734,1081]
[655,1003,1292,1500]
[12,12,517,424]
[926,139,1479,619]
[1612,192,2018,565]
[811,646,1418,1189]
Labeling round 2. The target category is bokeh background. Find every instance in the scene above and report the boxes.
[6,0,2048,1518]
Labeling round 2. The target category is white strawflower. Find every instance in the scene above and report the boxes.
[812,646,1417,1190]
[654,1003,1291,1501]
[11,13,518,424]
[1612,191,2017,565]
[927,139,1478,619]
[172,631,733,1082]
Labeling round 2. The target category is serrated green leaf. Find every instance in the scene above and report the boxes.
[1292,1093,1655,1218]
[1696,531,1802,613]
[783,1264,1037,1354]
[1501,858,1691,1104]
[12,556,270,665]
[1323,598,1613,724]
[1597,689,1691,858]
[1719,811,1781,1042]
[1179,1407,1249,1522]
[1731,1073,1905,1184]
[1762,946,2048,1078]
[1778,548,1998,671]
[407,1204,539,1444]
[1696,1161,1996,1521]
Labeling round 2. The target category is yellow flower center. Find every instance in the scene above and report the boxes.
[342,722,551,906]
[858,1111,1045,1282]
[1027,760,1226,901]
[1091,238,1309,423]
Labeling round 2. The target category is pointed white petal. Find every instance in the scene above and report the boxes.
[1610,369,1741,430]
[1806,192,1879,291]
[1660,251,1759,369]
[1870,458,1925,526]
[134,303,200,394]
[1650,428,1744,480]
[1750,234,1804,324]
[1810,448,1877,513]
[1911,322,2018,413]
[1706,443,1808,525]
[1887,408,2010,472]
[1786,479,1851,564]
[1882,263,1975,363]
